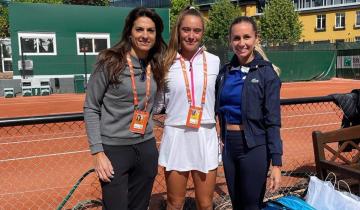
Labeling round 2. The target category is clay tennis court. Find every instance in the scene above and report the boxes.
[1,78,359,118]
[0,78,359,209]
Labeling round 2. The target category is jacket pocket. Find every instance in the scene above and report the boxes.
[245,81,263,120]
[247,119,266,135]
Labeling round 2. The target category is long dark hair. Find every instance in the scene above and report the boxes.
[96,7,167,87]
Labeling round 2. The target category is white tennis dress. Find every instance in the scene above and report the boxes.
[158,50,220,173]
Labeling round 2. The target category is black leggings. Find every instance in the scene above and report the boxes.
[101,139,158,210]
[222,131,270,210]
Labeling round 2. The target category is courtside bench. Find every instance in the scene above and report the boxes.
[312,125,360,194]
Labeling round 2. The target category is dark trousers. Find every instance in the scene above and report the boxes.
[101,139,158,210]
[222,131,270,210]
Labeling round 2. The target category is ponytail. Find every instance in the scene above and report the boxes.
[255,44,280,76]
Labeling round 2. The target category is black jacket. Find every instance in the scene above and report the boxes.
[215,53,283,166]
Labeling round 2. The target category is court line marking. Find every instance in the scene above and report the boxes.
[0,150,89,162]
[283,80,360,85]
[282,122,339,130]
[282,111,337,118]
[0,100,83,106]
[0,131,85,141]
[0,184,94,196]
[0,135,86,145]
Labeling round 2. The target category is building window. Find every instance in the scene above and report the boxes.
[326,0,333,6]
[316,14,326,30]
[355,36,360,42]
[312,0,325,7]
[335,39,345,43]
[334,0,343,4]
[76,33,110,55]
[335,13,345,29]
[0,39,12,72]
[18,32,56,56]
[356,11,360,27]
[314,40,330,44]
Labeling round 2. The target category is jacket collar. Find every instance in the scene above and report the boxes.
[229,51,267,70]
[176,46,204,62]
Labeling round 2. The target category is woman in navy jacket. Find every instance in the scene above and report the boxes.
[215,16,283,210]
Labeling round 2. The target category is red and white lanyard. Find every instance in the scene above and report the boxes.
[179,49,207,106]
[126,53,151,111]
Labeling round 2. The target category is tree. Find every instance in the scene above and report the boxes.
[14,0,62,3]
[204,0,241,46]
[259,0,302,46]
[63,0,109,6]
[0,5,9,37]
[204,0,240,63]
[170,0,191,30]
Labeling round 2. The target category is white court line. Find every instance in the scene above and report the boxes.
[0,135,86,145]
[0,100,83,106]
[0,184,93,196]
[281,122,339,130]
[0,150,89,162]
[0,131,85,141]
[283,80,360,85]
[282,111,337,118]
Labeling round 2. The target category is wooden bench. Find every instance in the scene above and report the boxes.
[312,125,360,194]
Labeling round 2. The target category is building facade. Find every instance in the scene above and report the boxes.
[196,0,360,43]
[295,1,360,43]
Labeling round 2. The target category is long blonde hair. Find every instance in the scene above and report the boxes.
[163,6,205,72]
[255,44,281,75]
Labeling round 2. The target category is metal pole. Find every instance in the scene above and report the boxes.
[20,37,25,79]
[0,39,3,73]
[82,38,88,89]
[83,50,87,87]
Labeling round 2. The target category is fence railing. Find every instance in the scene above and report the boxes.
[0,95,345,209]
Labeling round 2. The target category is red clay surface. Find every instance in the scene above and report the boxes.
[0,78,359,209]
[0,78,359,118]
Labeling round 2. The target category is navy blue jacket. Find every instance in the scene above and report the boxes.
[215,53,283,166]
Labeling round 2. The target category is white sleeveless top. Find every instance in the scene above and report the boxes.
[164,51,220,126]
[158,50,221,173]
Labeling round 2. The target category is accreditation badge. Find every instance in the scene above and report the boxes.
[129,110,150,134]
[186,106,203,129]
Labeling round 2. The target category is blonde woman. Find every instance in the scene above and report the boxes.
[157,6,220,210]
[215,16,282,210]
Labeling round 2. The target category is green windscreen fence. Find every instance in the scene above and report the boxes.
[267,51,336,82]
[336,47,360,80]
[206,41,338,82]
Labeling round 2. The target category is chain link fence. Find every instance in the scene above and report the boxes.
[0,96,346,210]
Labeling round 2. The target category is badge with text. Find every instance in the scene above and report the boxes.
[186,106,203,129]
[179,49,207,129]
[129,110,150,134]
[126,53,152,135]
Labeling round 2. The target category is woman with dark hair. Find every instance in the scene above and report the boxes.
[215,16,282,210]
[157,6,220,210]
[84,7,166,210]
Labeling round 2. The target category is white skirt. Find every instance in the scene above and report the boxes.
[158,124,219,173]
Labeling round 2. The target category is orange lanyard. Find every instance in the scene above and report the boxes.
[179,50,207,106]
[126,53,151,111]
